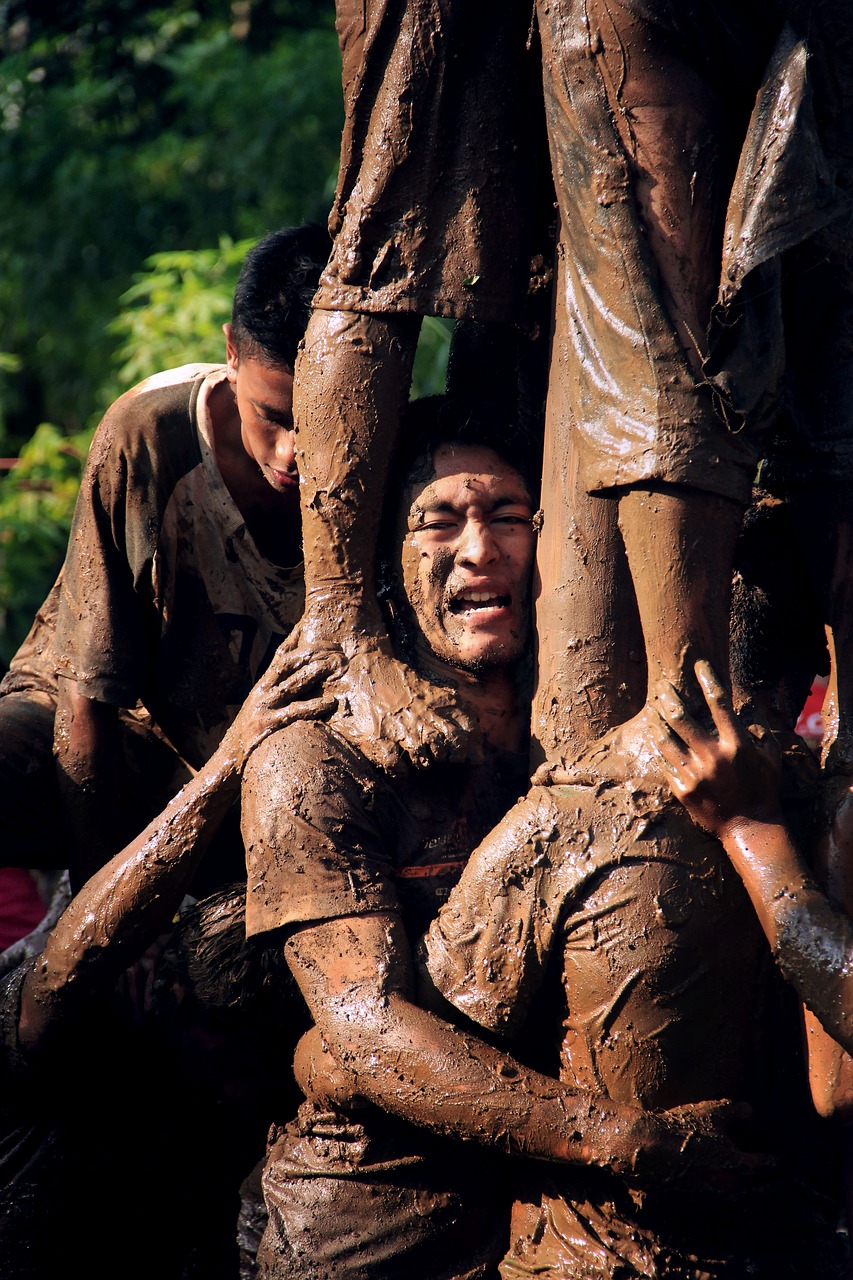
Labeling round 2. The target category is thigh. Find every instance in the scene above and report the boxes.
[318,0,542,322]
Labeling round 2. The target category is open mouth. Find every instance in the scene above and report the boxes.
[448,590,511,614]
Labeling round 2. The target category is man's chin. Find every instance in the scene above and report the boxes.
[446,639,523,674]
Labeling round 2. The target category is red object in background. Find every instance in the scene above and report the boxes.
[796,675,829,751]
[0,867,46,951]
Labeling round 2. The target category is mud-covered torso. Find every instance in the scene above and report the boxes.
[556,812,771,1110]
[426,777,808,1117]
[52,367,303,769]
[243,718,527,943]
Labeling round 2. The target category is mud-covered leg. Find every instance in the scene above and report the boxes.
[617,485,744,708]
[537,0,768,747]
[293,307,474,771]
[295,307,418,638]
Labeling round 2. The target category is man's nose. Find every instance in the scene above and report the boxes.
[458,520,499,567]
[276,430,298,473]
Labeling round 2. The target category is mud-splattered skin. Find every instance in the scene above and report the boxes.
[398,445,535,681]
[241,441,776,1279]
[534,0,853,787]
[287,0,543,775]
[424,753,842,1276]
[18,646,338,1056]
[650,664,853,1074]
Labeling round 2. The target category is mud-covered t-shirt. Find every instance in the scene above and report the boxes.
[243,719,527,944]
[51,366,303,769]
[423,778,842,1277]
[0,580,62,700]
[424,779,793,1111]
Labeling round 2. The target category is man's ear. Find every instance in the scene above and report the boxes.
[223,323,239,380]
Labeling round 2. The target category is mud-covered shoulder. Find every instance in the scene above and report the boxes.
[422,779,654,1036]
[82,367,211,497]
[242,719,397,940]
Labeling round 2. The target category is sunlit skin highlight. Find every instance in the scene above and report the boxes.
[196,323,303,568]
[223,323,299,499]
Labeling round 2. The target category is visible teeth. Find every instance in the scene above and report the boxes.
[462,592,496,603]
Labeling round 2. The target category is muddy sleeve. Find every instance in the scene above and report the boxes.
[55,405,157,707]
[422,786,591,1038]
[242,721,399,939]
[0,961,34,1079]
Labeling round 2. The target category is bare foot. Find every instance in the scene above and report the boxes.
[533,704,668,793]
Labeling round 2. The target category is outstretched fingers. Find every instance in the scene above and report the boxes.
[694,660,742,751]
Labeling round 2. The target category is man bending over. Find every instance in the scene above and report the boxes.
[0,224,329,887]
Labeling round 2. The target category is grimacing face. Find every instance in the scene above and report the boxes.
[399,442,536,673]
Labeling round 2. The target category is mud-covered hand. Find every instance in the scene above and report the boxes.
[325,637,479,775]
[647,660,782,838]
[217,643,342,777]
[624,1099,776,1196]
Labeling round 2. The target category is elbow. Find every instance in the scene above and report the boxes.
[810,1076,853,1123]
[318,992,416,1100]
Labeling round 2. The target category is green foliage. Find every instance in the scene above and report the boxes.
[0,423,92,666]
[411,316,453,401]
[107,238,253,395]
[0,2,342,661]
[0,3,341,442]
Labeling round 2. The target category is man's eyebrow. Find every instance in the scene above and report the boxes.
[249,398,293,419]
[491,493,533,511]
[412,493,532,521]
[417,500,458,515]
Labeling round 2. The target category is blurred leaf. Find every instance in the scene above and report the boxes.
[0,422,92,666]
[411,316,453,400]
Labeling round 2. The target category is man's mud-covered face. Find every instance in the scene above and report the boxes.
[400,443,536,673]
[225,326,298,496]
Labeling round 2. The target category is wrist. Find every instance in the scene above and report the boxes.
[717,808,787,847]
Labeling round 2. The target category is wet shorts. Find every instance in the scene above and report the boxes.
[314,0,542,322]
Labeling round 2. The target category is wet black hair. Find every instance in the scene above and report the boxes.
[730,490,828,726]
[155,882,293,1017]
[394,394,540,502]
[230,224,332,369]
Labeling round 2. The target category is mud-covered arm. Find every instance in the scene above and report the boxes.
[650,660,853,1057]
[54,676,131,886]
[21,648,337,1054]
[52,401,161,882]
[285,908,748,1182]
[717,818,853,1058]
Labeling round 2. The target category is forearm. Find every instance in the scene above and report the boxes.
[19,748,238,1049]
[721,818,853,1053]
[307,991,652,1174]
[54,679,130,883]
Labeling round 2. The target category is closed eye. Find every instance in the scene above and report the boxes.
[419,519,461,532]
